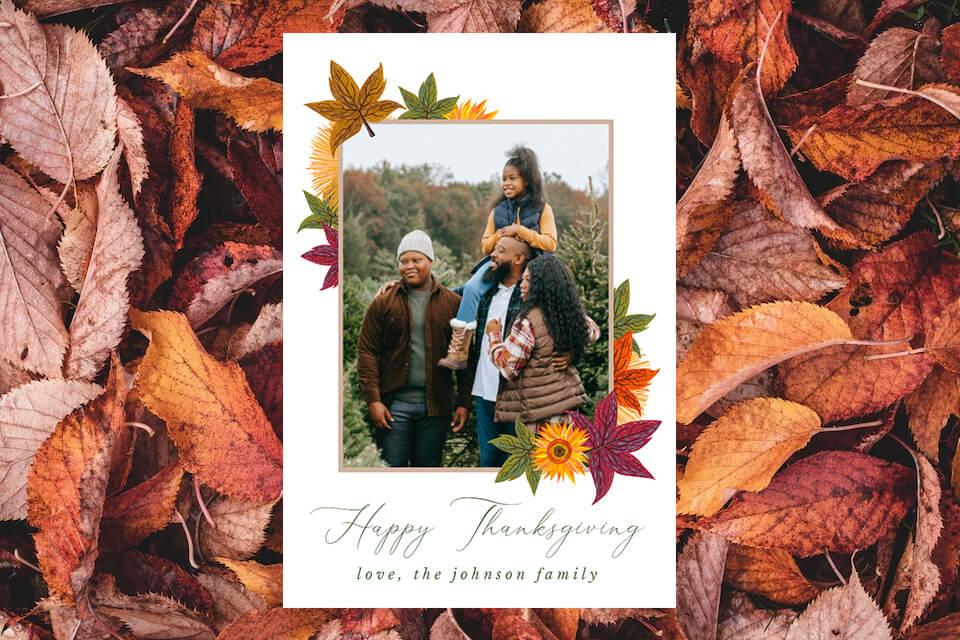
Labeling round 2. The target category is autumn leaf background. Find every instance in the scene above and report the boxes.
[1,0,960,639]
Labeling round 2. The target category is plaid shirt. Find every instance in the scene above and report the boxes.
[487,315,601,380]
[469,283,524,383]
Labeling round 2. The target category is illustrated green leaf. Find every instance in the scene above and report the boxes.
[496,453,527,482]
[615,313,655,339]
[525,465,541,495]
[614,280,630,321]
[397,73,459,119]
[515,418,537,450]
[490,433,525,455]
[298,191,337,231]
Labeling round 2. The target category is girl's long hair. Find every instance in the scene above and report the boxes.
[517,254,588,363]
[492,145,546,209]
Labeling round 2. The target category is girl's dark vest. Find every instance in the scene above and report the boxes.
[493,195,544,235]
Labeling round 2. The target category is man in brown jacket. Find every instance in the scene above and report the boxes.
[357,230,470,467]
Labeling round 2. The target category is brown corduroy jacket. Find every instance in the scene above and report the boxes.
[357,277,472,416]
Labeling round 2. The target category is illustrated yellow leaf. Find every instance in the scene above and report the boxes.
[130,310,282,501]
[678,398,822,516]
[677,301,852,424]
[129,50,282,132]
[724,544,820,605]
[306,62,403,154]
[215,558,282,607]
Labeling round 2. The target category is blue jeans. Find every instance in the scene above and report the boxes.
[475,396,515,467]
[455,264,496,322]
[375,399,448,467]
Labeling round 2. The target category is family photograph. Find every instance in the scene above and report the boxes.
[341,123,610,468]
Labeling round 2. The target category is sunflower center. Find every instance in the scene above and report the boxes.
[547,440,571,464]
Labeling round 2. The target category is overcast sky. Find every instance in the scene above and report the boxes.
[341,121,610,191]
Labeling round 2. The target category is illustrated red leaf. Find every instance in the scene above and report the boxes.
[699,451,915,557]
[302,224,339,290]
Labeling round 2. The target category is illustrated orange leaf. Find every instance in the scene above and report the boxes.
[778,232,960,422]
[64,147,145,381]
[677,301,853,424]
[192,0,344,70]
[728,65,858,246]
[129,50,282,133]
[677,531,728,640]
[784,570,892,640]
[215,558,282,607]
[0,165,69,377]
[0,0,117,184]
[682,199,848,306]
[847,26,944,107]
[678,398,822,516]
[305,61,403,154]
[688,0,797,95]
[130,310,282,501]
[0,380,102,520]
[27,354,126,605]
[784,85,960,182]
[905,365,960,463]
[676,111,740,278]
[926,297,960,374]
[724,544,820,605]
[698,451,914,557]
[101,462,184,548]
[613,332,658,417]
[820,159,951,247]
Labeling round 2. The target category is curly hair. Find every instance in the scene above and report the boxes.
[517,254,589,362]
[492,145,546,209]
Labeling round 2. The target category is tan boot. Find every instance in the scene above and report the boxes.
[438,319,475,370]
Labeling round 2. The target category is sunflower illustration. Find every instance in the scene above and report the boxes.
[532,421,589,483]
[444,98,498,120]
[308,124,339,211]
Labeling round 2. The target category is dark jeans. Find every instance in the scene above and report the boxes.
[375,399,448,467]
[475,396,515,467]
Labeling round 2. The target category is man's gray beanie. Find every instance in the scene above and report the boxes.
[397,229,435,262]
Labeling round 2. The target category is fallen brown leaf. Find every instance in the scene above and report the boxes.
[785,570,892,640]
[677,531,729,640]
[724,544,820,605]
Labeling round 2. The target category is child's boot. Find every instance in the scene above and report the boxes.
[438,319,475,370]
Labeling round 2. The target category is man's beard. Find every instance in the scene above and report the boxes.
[482,259,512,284]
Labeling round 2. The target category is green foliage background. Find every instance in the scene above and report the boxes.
[342,163,609,467]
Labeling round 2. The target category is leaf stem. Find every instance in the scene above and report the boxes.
[821,420,884,432]
[789,124,817,158]
[824,550,846,585]
[360,114,375,137]
[194,475,216,529]
[162,0,200,44]
[175,509,201,569]
[864,347,926,361]
[123,421,155,437]
[853,78,960,120]
[928,196,946,240]
[843,334,915,347]
[13,549,41,573]
[0,81,40,100]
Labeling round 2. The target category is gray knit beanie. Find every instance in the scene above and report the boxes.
[397,229,434,262]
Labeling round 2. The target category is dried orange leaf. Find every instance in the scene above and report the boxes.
[678,398,822,516]
[0,380,102,520]
[214,558,282,607]
[27,356,126,604]
[682,200,847,306]
[116,95,149,198]
[899,448,943,633]
[728,66,857,245]
[906,611,960,639]
[944,23,960,83]
[718,591,795,639]
[0,165,69,377]
[218,609,334,640]
[677,112,740,278]
[688,0,798,95]
[0,0,117,183]
[64,148,145,381]
[927,297,960,373]
[130,310,282,501]
[778,232,960,421]
[677,531,728,640]
[847,27,944,106]
[199,496,277,560]
[91,576,216,640]
[129,50,282,132]
[724,544,820,605]
[517,0,613,32]
[677,301,852,424]
[101,462,184,548]
[196,567,267,633]
[699,451,914,557]
[905,365,960,463]
[427,0,522,32]
[169,101,203,251]
[785,570,891,640]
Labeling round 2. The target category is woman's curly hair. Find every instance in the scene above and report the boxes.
[492,145,546,209]
[517,254,589,363]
